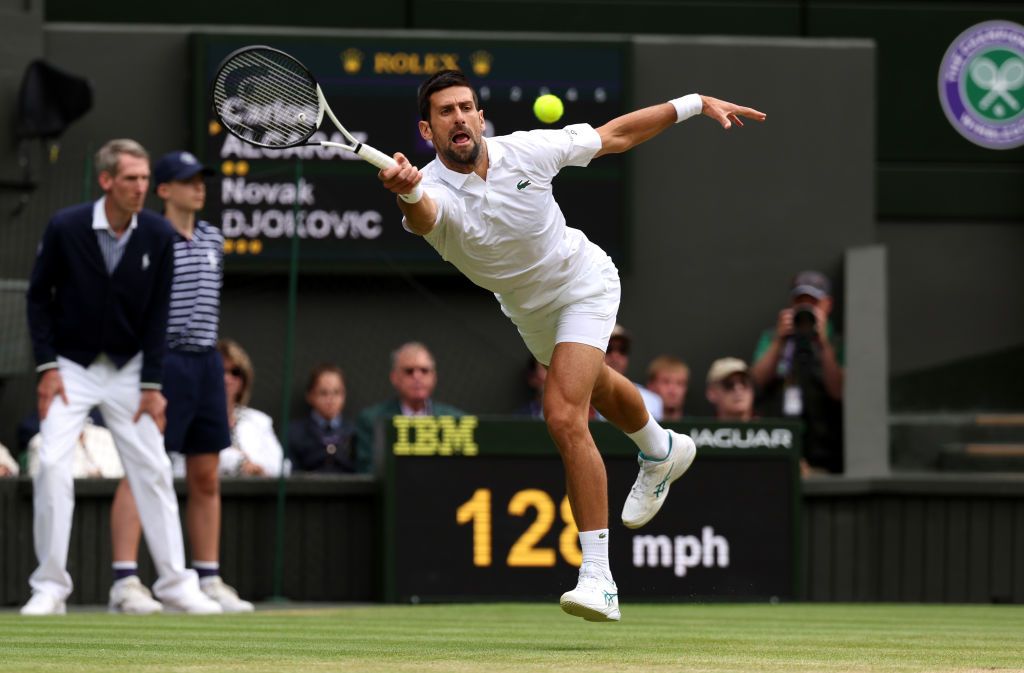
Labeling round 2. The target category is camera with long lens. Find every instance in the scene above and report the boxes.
[792,303,817,334]
[791,303,818,355]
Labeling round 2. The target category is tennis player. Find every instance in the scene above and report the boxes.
[379,71,765,622]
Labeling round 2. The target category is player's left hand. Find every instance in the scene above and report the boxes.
[700,95,767,129]
[134,390,167,433]
[379,152,422,198]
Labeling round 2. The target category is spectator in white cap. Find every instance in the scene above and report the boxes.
[706,358,755,421]
[749,270,844,475]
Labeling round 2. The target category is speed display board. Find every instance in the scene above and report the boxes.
[382,418,800,603]
[191,34,629,273]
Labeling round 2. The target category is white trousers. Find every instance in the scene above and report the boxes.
[30,354,200,602]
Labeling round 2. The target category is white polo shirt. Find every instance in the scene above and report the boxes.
[411,123,617,321]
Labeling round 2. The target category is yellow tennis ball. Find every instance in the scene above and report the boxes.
[533,94,564,124]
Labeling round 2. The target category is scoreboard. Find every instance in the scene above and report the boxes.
[191,34,629,273]
[381,418,801,603]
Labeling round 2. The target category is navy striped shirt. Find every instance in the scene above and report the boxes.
[167,220,223,352]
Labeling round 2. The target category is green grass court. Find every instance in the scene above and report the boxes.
[3,603,1022,672]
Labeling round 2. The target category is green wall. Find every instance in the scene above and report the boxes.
[44,0,1024,221]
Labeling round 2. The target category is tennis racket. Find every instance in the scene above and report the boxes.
[211,45,421,201]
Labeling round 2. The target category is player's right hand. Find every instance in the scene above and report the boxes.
[378,152,422,197]
[37,369,68,421]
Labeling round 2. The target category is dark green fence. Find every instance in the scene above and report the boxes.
[3,419,1023,606]
[0,476,379,606]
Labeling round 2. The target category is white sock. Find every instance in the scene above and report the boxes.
[579,529,611,579]
[626,415,670,460]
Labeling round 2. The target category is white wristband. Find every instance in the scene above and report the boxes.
[669,94,702,123]
[398,188,422,204]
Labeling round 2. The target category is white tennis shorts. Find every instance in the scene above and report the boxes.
[511,262,621,366]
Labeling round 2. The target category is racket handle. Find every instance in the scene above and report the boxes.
[356,143,398,170]
[357,143,423,203]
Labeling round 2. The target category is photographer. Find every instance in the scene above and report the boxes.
[750,271,844,475]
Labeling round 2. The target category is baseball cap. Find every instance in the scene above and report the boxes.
[706,357,750,385]
[152,151,214,189]
[790,270,831,300]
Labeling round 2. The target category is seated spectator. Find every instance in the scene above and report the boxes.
[646,355,690,421]
[289,363,356,473]
[354,342,465,473]
[749,270,844,474]
[706,358,756,422]
[218,338,285,477]
[599,324,663,421]
[18,408,104,455]
[27,419,124,478]
[1,441,18,477]
[515,356,546,419]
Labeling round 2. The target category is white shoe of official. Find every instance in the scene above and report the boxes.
[20,592,67,616]
[621,430,697,529]
[560,563,620,622]
[160,587,224,614]
[200,577,255,613]
[108,576,163,614]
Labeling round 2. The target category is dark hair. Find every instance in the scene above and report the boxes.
[417,70,478,121]
[306,363,345,393]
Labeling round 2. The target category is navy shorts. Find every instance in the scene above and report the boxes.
[163,349,231,455]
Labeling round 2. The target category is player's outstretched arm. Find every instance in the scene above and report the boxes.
[379,152,437,236]
[595,94,766,158]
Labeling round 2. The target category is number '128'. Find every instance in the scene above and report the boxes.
[456,488,581,567]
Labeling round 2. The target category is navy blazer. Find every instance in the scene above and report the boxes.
[26,201,175,387]
[288,416,356,474]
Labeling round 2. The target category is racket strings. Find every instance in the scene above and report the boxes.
[213,48,321,148]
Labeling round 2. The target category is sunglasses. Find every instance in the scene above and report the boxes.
[402,366,434,376]
[721,378,751,392]
[606,343,630,356]
[226,366,244,378]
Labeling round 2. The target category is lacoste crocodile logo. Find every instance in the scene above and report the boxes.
[516,179,531,190]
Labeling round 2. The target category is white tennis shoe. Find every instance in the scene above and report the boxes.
[621,430,697,529]
[20,592,66,616]
[560,563,620,622]
[108,576,163,614]
[160,587,223,615]
[201,577,255,613]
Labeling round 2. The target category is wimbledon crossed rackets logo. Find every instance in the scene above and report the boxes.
[967,52,1024,120]
[939,20,1024,149]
